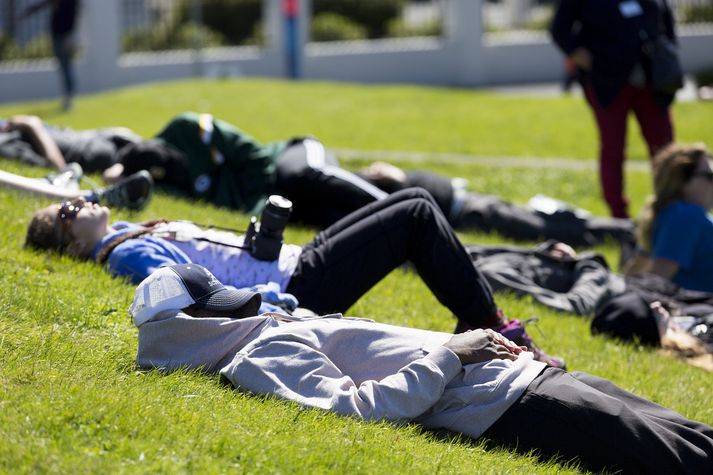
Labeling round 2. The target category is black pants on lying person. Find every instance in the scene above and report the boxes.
[485,367,713,473]
[274,139,388,228]
[286,187,499,327]
[359,167,635,247]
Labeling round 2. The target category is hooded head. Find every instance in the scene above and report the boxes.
[592,293,661,346]
[130,264,261,327]
[116,140,190,189]
[132,264,270,373]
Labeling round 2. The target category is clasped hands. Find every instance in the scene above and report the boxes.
[443,329,527,365]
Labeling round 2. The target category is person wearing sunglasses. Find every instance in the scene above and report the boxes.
[24,188,566,368]
[637,143,713,291]
[50,197,114,257]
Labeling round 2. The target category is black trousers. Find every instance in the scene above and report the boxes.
[455,193,635,247]
[274,140,387,228]
[485,368,713,474]
[286,188,498,326]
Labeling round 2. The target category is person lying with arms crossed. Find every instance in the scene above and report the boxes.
[131,263,713,474]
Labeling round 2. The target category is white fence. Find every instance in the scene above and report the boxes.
[1,0,712,104]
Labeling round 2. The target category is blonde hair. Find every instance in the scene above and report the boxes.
[25,206,65,252]
[660,329,713,373]
[637,143,711,252]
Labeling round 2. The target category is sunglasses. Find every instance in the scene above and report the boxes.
[55,198,85,250]
[694,170,713,182]
[58,198,85,222]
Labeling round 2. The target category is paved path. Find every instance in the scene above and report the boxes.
[334,148,651,172]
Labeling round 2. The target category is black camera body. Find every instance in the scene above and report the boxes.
[245,195,293,261]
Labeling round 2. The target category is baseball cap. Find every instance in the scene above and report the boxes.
[130,264,261,327]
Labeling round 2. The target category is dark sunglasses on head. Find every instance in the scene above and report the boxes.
[694,170,713,182]
[58,198,85,223]
[55,198,85,251]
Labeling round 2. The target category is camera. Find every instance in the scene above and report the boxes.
[245,195,293,261]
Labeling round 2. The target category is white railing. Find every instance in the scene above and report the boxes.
[1,0,712,104]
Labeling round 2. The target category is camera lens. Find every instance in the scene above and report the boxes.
[266,195,292,216]
[260,195,292,238]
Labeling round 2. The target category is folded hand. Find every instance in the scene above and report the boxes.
[443,329,527,365]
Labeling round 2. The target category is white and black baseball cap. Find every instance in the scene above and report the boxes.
[130,264,261,327]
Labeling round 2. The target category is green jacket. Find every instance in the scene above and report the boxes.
[156,112,287,215]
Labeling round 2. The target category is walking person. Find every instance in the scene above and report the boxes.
[550,0,679,218]
[24,0,80,111]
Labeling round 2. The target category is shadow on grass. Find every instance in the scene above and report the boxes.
[420,427,606,474]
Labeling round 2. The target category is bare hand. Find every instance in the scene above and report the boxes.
[360,161,407,186]
[549,242,576,259]
[443,329,526,365]
[4,115,42,132]
[570,47,592,71]
[102,163,126,183]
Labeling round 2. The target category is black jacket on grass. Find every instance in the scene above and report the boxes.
[468,241,621,316]
[467,241,713,363]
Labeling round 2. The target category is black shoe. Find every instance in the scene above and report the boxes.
[93,171,153,210]
[495,318,567,369]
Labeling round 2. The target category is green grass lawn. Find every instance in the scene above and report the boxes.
[2,78,711,161]
[1,79,712,473]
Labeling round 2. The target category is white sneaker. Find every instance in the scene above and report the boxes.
[46,163,83,191]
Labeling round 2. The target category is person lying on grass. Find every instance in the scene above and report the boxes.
[25,188,564,367]
[359,161,634,247]
[131,263,713,474]
[4,112,634,244]
[101,111,633,243]
[0,114,141,172]
[593,293,713,372]
[465,240,713,371]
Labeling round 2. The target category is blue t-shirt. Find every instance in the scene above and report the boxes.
[652,201,713,292]
[90,222,191,285]
[90,222,298,313]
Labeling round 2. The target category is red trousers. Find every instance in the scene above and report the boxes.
[584,84,674,218]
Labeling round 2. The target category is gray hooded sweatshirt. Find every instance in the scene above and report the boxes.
[135,308,545,439]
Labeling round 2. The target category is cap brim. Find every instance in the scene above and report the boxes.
[193,287,261,318]
[130,266,196,327]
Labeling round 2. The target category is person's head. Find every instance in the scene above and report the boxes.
[113,140,190,189]
[591,293,662,346]
[25,197,111,259]
[637,143,713,250]
[652,143,713,210]
[130,264,262,326]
